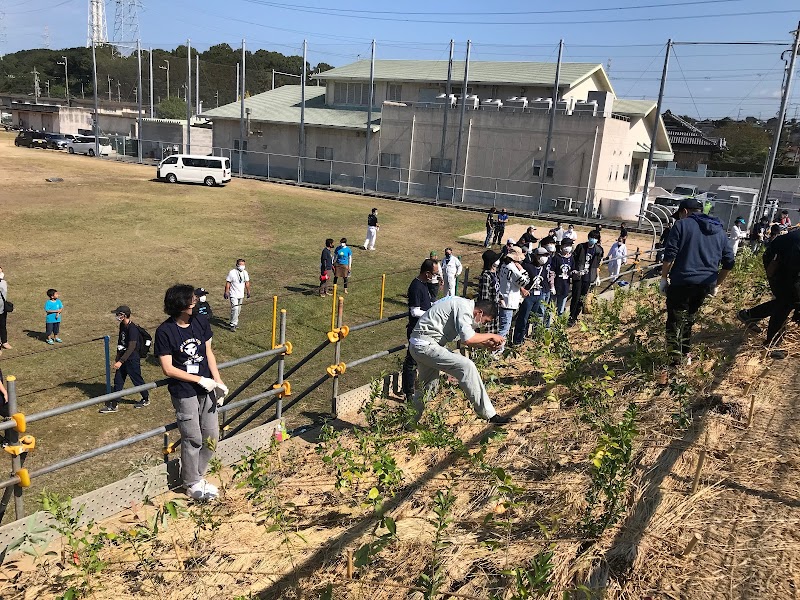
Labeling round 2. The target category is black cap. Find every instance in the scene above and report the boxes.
[195,287,208,297]
[482,249,500,269]
[113,305,131,317]
[672,198,703,219]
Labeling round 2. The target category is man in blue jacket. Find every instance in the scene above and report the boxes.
[661,198,735,361]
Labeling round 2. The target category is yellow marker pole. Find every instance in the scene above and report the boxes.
[271,295,278,349]
[379,273,386,319]
[331,284,338,332]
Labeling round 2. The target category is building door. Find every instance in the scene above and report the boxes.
[629,161,641,194]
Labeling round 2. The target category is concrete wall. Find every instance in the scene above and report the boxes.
[655,175,800,207]
[12,105,137,136]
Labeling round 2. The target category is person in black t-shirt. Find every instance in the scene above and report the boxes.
[364,208,380,250]
[193,288,213,320]
[568,230,604,326]
[155,284,229,501]
[319,239,335,297]
[100,305,150,414]
[402,260,436,403]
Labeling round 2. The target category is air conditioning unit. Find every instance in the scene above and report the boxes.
[573,101,598,117]
[458,95,479,109]
[481,99,503,110]
[434,93,457,108]
[530,98,551,112]
[505,96,528,109]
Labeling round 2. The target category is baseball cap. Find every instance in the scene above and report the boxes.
[672,198,703,219]
[195,287,208,297]
[507,246,525,263]
[482,249,500,269]
[113,305,131,317]
[506,238,516,245]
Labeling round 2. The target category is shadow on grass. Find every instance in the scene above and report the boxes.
[22,329,46,342]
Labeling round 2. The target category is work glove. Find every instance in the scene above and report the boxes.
[223,293,229,300]
[198,377,217,392]
[711,286,720,297]
[215,381,229,406]
[659,277,669,296]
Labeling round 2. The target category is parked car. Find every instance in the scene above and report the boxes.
[66,135,112,156]
[44,133,71,150]
[156,154,232,186]
[14,130,48,149]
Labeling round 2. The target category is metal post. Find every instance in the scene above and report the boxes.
[330,284,338,332]
[299,39,307,183]
[379,274,386,319]
[452,40,471,204]
[363,39,376,192]
[439,39,455,201]
[461,118,472,203]
[59,56,68,101]
[239,40,246,177]
[196,53,200,115]
[5,377,23,519]
[331,297,344,415]
[236,62,240,103]
[757,22,800,217]
[149,48,154,117]
[461,266,470,297]
[186,39,192,155]
[407,114,415,196]
[136,40,143,164]
[584,125,599,224]
[271,295,278,349]
[539,39,563,214]
[92,40,99,158]
[272,68,275,90]
[276,309,287,419]
[104,335,112,394]
[639,40,671,228]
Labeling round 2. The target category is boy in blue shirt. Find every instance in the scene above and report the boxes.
[333,238,353,294]
[44,288,63,345]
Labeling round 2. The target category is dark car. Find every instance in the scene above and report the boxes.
[14,130,48,149]
[44,133,70,150]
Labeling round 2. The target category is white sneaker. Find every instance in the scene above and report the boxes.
[185,480,208,500]
[202,479,219,497]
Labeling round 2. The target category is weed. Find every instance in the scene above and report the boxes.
[483,468,526,566]
[418,488,456,599]
[495,546,555,599]
[353,515,398,568]
[669,377,694,430]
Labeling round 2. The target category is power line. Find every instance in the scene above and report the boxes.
[671,47,702,120]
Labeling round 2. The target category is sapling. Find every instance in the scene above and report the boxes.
[418,488,456,599]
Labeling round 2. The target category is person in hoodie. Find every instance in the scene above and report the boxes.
[512,247,555,345]
[551,239,575,316]
[568,230,604,326]
[660,198,735,361]
[497,245,530,350]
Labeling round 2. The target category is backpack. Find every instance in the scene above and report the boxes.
[134,323,152,357]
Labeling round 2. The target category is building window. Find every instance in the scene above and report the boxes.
[431,157,452,173]
[615,166,619,180]
[334,82,376,106]
[315,146,334,161]
[609,166,614,181]
[533,159,554,178]
[386,84,402,102]
[380,152,401,168]
[623,165,630,181]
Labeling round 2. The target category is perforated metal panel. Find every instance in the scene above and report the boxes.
[0,419,282,553]
[334,383,373,418]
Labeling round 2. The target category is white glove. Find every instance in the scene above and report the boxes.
[215,382,229,406]
[711,286,720,297]
[659,277,669,295]
[197,377,217,392]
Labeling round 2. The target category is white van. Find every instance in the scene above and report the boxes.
[157,154,232,187]
[66,135,112,156]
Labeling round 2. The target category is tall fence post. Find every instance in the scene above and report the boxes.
[271,296,278,349]
[5,376,24,519]
[461,266,470,297]
[276,309,287,420]
[379,274,386,319]
[331,297,344,416]
[630,248,640,284]
[103,335,112,395]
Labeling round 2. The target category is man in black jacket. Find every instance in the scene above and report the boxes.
[319,238,334,297]
[100,305,150,413]
[402,260,436,403]
[738,228,800,358]
[568,230,603,326]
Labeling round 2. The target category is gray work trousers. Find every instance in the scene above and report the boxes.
[172,393,219,487]
[409,342,496,421]
[229,296,244,326]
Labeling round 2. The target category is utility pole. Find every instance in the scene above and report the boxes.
[452,40,471,204]
[438,39,455,202]
[57,56,68,101]
[757,22,800,218]
[149,48,154,117]
[45,80,50,98]
[92,39,100,158]
[239,39,246,176]
[298,39,306,182]
[236,62,240,102]
[136,39,143,163]
[107,74,112,102]
[539,38,564,213]
[31,67,40,103]
[159,59,169,99]
[117,80,121,103]
[81,81,85,99]
[195,53,200,114]
[639,39,672,228]
[186,39,192,154]
[272,68,275,90]
[363,39,376,192]
[215,90,219,107]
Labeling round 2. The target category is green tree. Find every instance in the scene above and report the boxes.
[712,122,770,165]
[156,97,188,119]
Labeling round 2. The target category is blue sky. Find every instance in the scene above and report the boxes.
[4,0,800,118]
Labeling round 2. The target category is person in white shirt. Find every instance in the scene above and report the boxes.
[730,217,748,255]
[224,258,251,331]
[497,245,530,350]
[442,248,463,297]
[552,222,565,243]
[363,208,380,250]
[563,224,578,242]
[606,237,628,281]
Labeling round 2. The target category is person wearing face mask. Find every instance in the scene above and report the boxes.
[552,222,565,243]
[442,248,463,297]
[319,239,335,297]
[193,288,213,320]
[409,297,511,424]
[363,208,380,251]
[551,240,575,316]
[224,259,251,332]
[568,230,604,327]
[606,236,628,282]
[333,238,353,294]
[492,208,509,245]
[497,245,530,349]
[518,226,538,256]
[0,268,9,350]
[477,250,501,334]
[563,224,578,243]
[402,259,436,403]
[730,217,748,256]
[100,306,150,414]
[512,247,555,345]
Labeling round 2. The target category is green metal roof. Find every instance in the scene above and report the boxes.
[314,60,608,89]
[613,99,657,117]
[201,86,380,131]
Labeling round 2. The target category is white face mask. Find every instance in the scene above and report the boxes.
[199,295,207,303]
[545,244,556,253]
[117,315,125,322]
[237,264,246,271]
[536,256,548,265]
[0,272,4,280]
[561,248,573,256]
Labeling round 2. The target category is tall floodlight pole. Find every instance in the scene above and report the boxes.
[639,40,671,228]
[363,39,376,192]
[452,40,471,204]
[196,53,200,114]
[92,39,100,158]
[186,39,192,154]
[437,39,455,202]
[236,62,240,102]
[539,39,563,213]
[57,56,68,101]
[136,39,143,163]
[149,48,154,116]
[239,39,246,176]
[160,59,169,99]
[757,22,800,218]
[298,39,307,182]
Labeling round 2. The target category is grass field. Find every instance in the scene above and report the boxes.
[0,131,653,517]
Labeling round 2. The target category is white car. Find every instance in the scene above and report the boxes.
[66,135,112,156]
[156,154,232,186]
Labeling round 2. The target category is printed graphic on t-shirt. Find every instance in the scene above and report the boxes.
[181,338,205,367]
[559,262,571,279]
